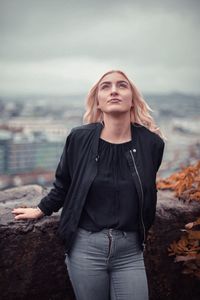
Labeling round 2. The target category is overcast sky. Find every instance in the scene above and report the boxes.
[0,0,199,96]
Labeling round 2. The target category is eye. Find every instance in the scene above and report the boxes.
[101,85,109,89]
[119,83,127,88]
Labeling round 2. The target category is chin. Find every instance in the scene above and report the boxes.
[105,109,130,115]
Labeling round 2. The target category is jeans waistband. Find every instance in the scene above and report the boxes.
[78,227,138,238]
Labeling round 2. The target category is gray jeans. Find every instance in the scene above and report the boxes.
[65,227,149,300]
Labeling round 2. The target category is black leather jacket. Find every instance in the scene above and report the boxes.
[38,122,165,252]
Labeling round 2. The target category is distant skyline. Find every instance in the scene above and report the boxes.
[0,0,199,96]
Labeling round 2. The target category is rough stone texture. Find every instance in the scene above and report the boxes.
[0,185,200,300]
[145,190,200,300]
[0,185,75,300]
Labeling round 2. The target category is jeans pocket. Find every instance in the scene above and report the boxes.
[124,231,141,251]
[125,231,139,241]
[68,228,94,258]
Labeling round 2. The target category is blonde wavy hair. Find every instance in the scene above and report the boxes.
[83,70,166,140]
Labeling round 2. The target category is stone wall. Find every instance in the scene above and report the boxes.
[0,185,75,300]
[0,185,200,300]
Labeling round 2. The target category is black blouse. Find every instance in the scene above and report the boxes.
[78,137,140,232]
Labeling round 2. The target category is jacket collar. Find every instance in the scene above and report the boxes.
[92,121,140,159]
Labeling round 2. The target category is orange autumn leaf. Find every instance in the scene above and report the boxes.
[168,230,200,280]
[157,160,200,202]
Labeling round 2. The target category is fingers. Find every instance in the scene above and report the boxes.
[12,208,27,214]
[14,214,26,220]
[185,222,193,229]
[12,207,41,220]
[14,214,32,220]
[12,207,31,220]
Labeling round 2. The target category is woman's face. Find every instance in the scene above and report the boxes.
[97,72,133,116]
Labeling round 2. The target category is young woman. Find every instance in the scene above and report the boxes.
[12,70,165,300]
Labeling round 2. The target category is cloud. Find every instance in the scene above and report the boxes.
[0,57,115,95]
[0,0,199,95]
[0,57,199,96]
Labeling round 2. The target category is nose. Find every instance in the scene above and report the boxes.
[110,84,118,95]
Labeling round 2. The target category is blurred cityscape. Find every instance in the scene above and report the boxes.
[0,95,84,189]
[0,93,199,190]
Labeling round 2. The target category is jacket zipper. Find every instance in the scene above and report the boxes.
[129,149,146,251]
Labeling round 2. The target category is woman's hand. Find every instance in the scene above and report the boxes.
[185,222,194,230]
[12,207,44,220]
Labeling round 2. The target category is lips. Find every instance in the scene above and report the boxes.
[108,98,121,103]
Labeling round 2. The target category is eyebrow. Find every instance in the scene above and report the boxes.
[99,80,129,86]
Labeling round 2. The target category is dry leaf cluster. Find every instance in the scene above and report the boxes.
[157,160,200,202]
[159,161,200,279]
[168,230,200,280]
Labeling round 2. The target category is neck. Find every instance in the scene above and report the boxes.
[100,113,132,143]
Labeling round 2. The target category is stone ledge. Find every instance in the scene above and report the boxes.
[0,185,75,300]
[1,185,200,300]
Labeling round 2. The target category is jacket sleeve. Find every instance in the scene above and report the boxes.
[155,139,165,173]
[37,133,72,216]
